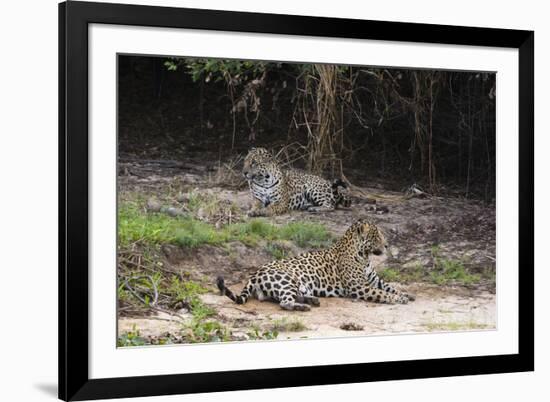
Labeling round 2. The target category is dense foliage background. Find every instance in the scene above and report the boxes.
[118,56,496,199]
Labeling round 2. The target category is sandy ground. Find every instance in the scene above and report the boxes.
[119,282,495,341]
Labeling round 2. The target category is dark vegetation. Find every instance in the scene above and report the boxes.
[119,56,495,199]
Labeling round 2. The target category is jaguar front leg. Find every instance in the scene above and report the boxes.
[365,269,415,302]
[248,202,289,217]
[348,280,409,304]
[306,188,337,213]
[306,199,335,213]
[296,294,321,306]
[306,205,335,213]
[278,289,312,311]
[248,199,267,217]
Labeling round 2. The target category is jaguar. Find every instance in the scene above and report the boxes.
[242,147,351,216]
[217,218,414,311]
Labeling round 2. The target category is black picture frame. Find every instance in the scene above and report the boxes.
[59,1,534,400]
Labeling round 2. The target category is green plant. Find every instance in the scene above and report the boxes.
[380,256,483,286]
[430,244,441,258]
[227,219,277,241]
[119,203,187,246]
[189,299,216,320]
[425,245,483,285]
[247,325,279,340]
[165,59,267,83]
[174,219,227,248]
[378,267,401,282]
[117,325,147,347]
[264,243,289,260]
[430,258,481,285]
[117,280,130,302]
[168,277,208,299]
[168,277,214,319]
[278,222,332,248]
[378,264,425,283]
[185,190,203,211]
[184,320,232,343]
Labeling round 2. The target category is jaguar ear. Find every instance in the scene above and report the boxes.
[354,217,367,227]
[361,221,374,235]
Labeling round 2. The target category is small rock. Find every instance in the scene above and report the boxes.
[146,198,162,212]
[164,207,182,217]
[231,331,250,341]
[340,322,364,331]
[196,208,207,220]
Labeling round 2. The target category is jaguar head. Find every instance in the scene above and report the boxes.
[243,148,277,183]
[352,218,388,257]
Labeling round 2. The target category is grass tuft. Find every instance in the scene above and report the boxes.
[174,219,227,248]
[429,247,482,285]
[379,246,487,287]
[429,259,481,285]
[279,223,331,248]
[119,202,332,250]
[264,243,290,260]
[378,263,424,284]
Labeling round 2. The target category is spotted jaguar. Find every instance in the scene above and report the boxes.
[242,147,351,216]
[217,218,414,311]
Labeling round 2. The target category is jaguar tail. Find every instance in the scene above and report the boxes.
[216,276,253,305]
